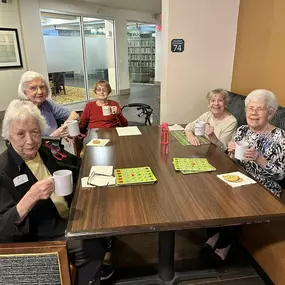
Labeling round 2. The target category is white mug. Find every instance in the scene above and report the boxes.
[102,106,111,116]
[53,170,73,196]
[66,120,80,137]
[235,141,249,160]
[194,121,206,136]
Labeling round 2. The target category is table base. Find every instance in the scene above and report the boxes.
[114,231,219,285]
[115,269,219,285]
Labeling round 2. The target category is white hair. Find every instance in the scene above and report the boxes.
[18,71,50,99]
[2,99,48,140]
[245,89,278,113]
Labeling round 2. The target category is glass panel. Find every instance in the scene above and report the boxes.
[41,13,86,104]
[82,17,117,99]
[127,23,156,84]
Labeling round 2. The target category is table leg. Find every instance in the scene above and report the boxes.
[158,231,175,282]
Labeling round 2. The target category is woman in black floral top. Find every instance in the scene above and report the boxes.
[201,89,285,266]
[228,89,285,198]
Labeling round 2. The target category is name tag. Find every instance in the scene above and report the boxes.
[13,174,29,187]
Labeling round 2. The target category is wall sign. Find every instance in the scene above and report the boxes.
[171,39,184,53]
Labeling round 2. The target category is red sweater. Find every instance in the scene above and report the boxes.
[79,100,128,132]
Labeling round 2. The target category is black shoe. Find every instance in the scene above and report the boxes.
[101,264,114,281]
[200,243,214,258]
[207,252,225,268]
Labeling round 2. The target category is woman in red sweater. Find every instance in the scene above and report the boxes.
[79,80,128,133]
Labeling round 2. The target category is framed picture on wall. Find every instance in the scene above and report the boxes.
[0,28,23,68]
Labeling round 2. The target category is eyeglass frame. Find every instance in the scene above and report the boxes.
[245,106,269,115]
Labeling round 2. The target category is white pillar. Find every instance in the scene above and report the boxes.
[114,16,130,95]
[161,0,240,124]
[19,0,48,81]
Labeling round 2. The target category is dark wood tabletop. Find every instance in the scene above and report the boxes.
[66,127,285,239]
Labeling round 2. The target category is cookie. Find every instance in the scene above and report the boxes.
[222,175,240,182]
[92,139,101,144]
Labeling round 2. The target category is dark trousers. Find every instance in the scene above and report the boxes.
[207,226,241,249]
[67,238,106,285]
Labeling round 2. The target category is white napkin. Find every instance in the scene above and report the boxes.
[86,139,110,147]
[169,124,185,131]
[217,171,256,188]
[116,126,142,136]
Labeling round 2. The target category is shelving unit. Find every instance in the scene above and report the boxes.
[128,37,155,83]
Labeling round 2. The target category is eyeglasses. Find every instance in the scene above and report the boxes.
[96,88,108,93]
[245,107,268,114]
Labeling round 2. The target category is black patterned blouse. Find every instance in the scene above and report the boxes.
[234,125,285,197]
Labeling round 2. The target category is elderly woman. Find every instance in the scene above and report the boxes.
[228,89,285,197]
[18,71,79,137]
[202,89,285,265]
[79,80,128,133]
[0,100,105,285]
[185,89,237,150]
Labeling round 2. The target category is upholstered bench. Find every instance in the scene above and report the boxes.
[227,91,285,285]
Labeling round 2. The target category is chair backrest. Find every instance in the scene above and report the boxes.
[0,241,71,285]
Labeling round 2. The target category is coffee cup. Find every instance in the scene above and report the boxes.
[234,141,249,160]
[194,121,206,136]
[66,120,80,137]
[102,106,111,116]
[53,170,73,196]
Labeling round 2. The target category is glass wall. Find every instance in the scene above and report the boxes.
[82,17,116,99]
[41,13,117,105]
[127,23,156,84]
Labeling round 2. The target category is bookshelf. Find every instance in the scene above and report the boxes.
[128,37,155,83]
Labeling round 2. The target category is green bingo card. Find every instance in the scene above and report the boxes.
[170,131,210,146]
[173,158,216,172]
[114,167,157,185]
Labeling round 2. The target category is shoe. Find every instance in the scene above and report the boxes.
[101,264,114,281]
[206,252,225,268]
[200,243,214,258]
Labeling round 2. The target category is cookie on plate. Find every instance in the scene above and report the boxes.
[222,174,242,183]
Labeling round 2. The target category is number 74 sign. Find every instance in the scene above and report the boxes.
[171,39,185,53]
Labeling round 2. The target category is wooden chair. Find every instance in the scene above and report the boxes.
[0,241,73,285]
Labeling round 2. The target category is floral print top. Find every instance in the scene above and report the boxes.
[234,125,285,197]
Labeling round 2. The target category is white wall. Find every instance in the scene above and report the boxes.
[0,0,26,112]
[38,0,159,92]
[155,30,162,83]
[161,0,240,124]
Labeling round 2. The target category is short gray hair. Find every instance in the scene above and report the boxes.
[206,89,230,106]
[245,89,278,113]
[18,71,50,99]
[2,99,48,140]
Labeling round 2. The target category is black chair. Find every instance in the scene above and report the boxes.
[121,103,153,126]
[53,72,66,95]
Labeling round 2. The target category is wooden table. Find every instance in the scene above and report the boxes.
[66,127,285,284]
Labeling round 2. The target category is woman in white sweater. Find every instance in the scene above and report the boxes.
[185,89,237,151]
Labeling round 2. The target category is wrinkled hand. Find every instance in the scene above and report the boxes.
[205,124,215,136]
[244,148,259,161]
[186,133,200,146]
[51,124,69,138]
[29,178,54,201]
[227,141,236,153]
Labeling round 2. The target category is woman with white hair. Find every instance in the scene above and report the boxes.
[0,100,106,285]
[201,89,285,266]
[18,71,78,137]
[228,89,285,197]
[185,89,237,150]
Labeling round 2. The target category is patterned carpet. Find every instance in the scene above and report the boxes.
[52,86,115,104]
[52,86,95,104]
